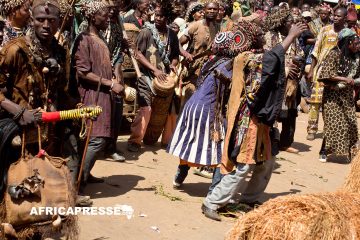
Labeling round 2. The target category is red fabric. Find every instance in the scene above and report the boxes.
[138,18,143,27]
[41,112,61,122]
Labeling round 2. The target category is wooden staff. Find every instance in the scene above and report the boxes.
[76,76,102,192]
[57,0,77,42]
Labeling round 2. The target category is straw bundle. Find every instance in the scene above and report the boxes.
[225,191,360,240]
[225,150,360,240]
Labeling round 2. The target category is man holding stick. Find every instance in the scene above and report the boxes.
[72,0,124,189]
[0,0,91,206]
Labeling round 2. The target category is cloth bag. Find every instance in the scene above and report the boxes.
[4,127,75,226]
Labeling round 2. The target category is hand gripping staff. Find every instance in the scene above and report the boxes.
[35,76,103,192]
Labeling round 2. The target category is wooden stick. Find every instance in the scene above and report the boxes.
[57,0,76,42]
[76,76,102,192]
[118,16,142,79]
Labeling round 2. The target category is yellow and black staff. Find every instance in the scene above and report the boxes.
[35,106,103,122]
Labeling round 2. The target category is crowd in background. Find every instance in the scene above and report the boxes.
[0,0,360,225]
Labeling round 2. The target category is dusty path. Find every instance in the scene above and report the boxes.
[79,112,352,240]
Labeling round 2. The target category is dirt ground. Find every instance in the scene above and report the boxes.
[78,112,353,240]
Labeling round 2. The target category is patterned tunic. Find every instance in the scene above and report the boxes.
[308,18,329,38]
[167,58,231,166]
[309,25,339,104]
[1,20,28,48]
[318,49,359,155]
[230,52,272,164]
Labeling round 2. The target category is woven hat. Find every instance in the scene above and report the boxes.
[1,0,27,16]
[80,0,108,19]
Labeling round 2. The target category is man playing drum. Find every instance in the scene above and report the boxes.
[127,1,180,152]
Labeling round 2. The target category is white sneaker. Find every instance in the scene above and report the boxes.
[172,180,181,189]
[319,154,327,163]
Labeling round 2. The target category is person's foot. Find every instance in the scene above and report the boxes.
[193,167,213,179]
[319,153,327,163]
[173,165,190,189]
[281,147,299,154]
[127,142,141,152]
[108,152,126,162]
[172,180,182,189]
[87,174,105,183]
[76,195,93,207]
[201,204,221,221]
[300,98,309,113]
[306,133,315,141]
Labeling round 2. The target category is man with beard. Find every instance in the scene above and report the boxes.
[0,0,30,46]
[306,7,347,143]
[127,1,180,152]
[72,0,124,188]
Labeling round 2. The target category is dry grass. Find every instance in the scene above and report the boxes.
[225,191,360,240]
[225,151,360,240]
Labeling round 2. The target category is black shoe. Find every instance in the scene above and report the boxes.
[87,174,105,183]
[127,142,141,152]
[201,204,221,221]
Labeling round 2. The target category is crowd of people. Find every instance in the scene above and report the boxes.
[0,0,360,234]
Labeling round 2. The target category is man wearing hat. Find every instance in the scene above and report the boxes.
[72,0,125,186]
[0,0,94,207]
[0,0,30,47]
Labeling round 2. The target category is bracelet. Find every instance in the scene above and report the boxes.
[13,107,26,121]
[110,81,115,92]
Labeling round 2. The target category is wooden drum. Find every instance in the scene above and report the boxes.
[152,72,176,97]
[144,72,177,145]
